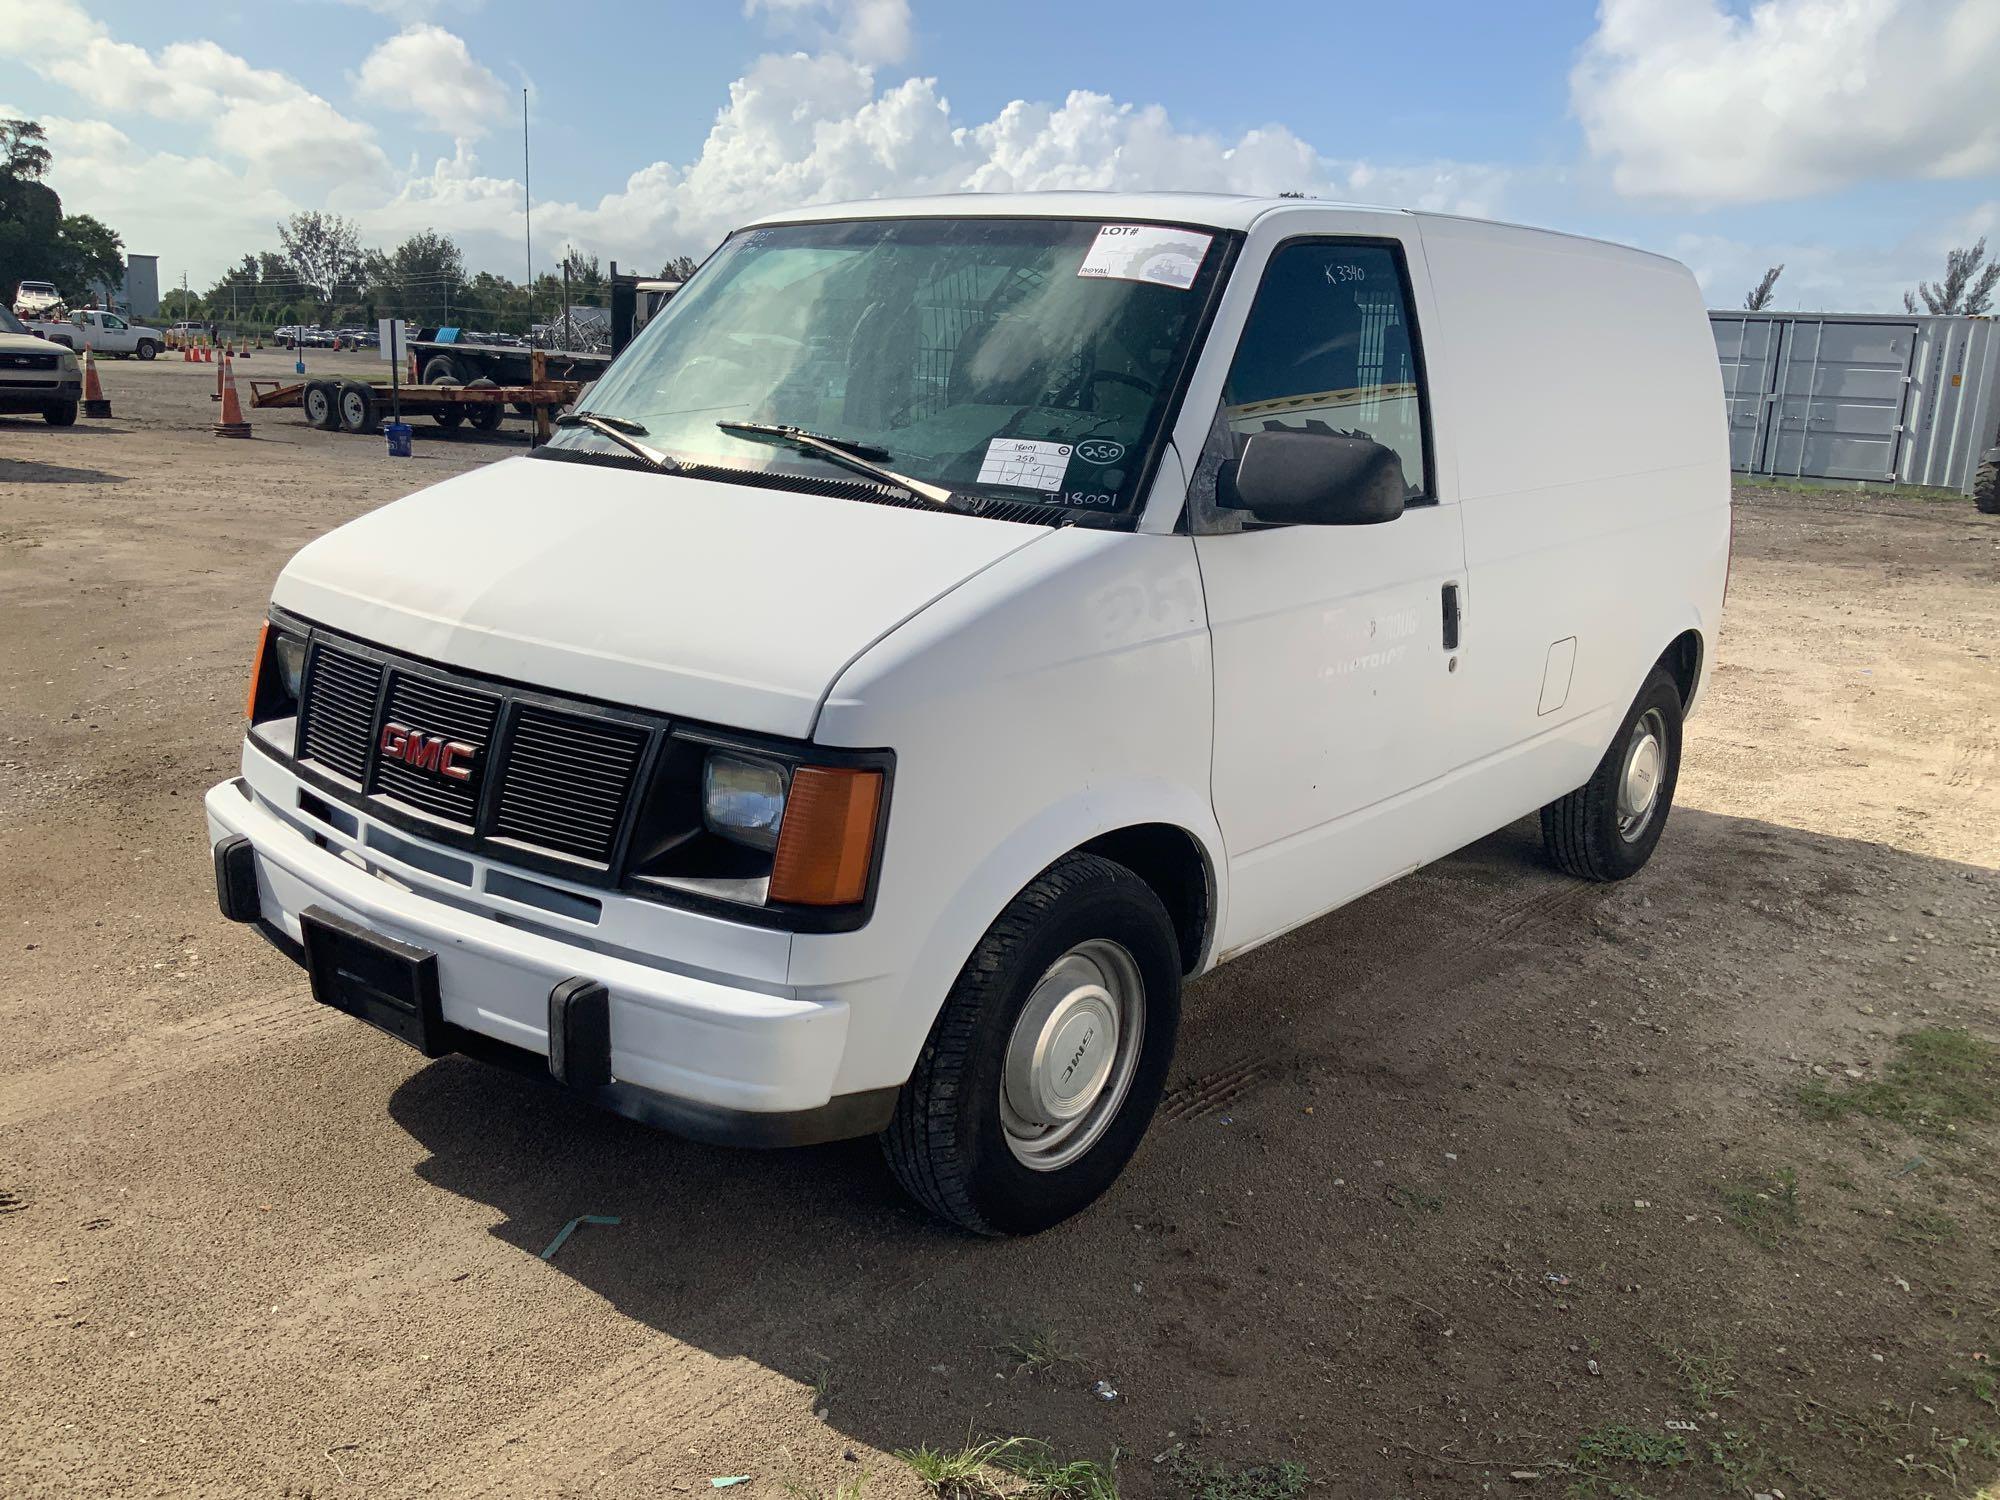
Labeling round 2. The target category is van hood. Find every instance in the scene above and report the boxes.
[272,455,1049,739]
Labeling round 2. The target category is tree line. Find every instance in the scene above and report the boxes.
[1741,239,1997,314]
[163,211,701,336]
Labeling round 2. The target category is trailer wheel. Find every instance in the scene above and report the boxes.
[421,356,462,386]
[336,380,377,435]
[470,402,505,432]
[1975,460,1999,516]
[433,407,464,429]
[302,380,338,431]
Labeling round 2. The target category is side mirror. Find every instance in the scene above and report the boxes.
[1219,430,1408,526]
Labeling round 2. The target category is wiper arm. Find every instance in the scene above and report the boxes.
[717,421,959,508]
[556,412,682,472]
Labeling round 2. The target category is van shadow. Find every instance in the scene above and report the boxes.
[385,806,1998,1480]
[0,453,128,484]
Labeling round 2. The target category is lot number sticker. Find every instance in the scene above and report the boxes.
[1077,225,1214,290]
[978,438,1073,491]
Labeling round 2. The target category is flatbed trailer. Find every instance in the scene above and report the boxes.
[247,371,582,440]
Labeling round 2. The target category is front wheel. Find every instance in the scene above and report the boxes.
[43,400,77,426]
[136,340,157,361]
[881,852,1182,1236]
[1540,665,1684,881]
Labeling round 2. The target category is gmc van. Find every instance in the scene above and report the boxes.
[207,194,1728,1234]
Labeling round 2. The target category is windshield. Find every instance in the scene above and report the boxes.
[0,307,26,335]
[549,217,1225,517]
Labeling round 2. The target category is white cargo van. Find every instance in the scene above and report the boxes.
[207,194,1728,1234]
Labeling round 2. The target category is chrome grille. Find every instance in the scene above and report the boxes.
[299,643,383,782]
[494,707,647,862]
[372,672,499,825]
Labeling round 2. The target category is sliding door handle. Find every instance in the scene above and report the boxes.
[1441,582,1461,651]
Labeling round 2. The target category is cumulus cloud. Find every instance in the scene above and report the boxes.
[1573,0,2000,204]
[745,0,912,65]
[0,0,388,182]
[355,24,508,136]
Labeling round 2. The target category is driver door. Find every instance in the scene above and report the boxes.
[1196,234,1470,954]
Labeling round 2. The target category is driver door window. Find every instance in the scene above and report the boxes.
[1222,241,1430,501]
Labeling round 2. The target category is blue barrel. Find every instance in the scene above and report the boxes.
[384,421,413,458]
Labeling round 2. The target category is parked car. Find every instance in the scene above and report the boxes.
[0,303,82,423]
[206,193,1729,1234]
[29,307,166,360]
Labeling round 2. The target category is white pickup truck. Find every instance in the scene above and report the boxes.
[28,307,166,360]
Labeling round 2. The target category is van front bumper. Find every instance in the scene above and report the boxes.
[204,776,894,1146]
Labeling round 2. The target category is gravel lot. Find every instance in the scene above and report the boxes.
[3,353,1998,1498]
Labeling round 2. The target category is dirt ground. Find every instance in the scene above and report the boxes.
[2,353,1998,1500]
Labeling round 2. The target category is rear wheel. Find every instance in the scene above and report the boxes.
[43,400,77,426]
[421,356,461,386]
[336,381,376,435]
[1975,459,1998,515]
[302,380,338,430]
[882,852,1182,1236]
[470,402,504,431]
[1540,665,1684,881]
[432,407,464,429]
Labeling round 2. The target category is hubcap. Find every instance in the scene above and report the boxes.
[1000,939,1145,1172]
[1617,708,1667,841]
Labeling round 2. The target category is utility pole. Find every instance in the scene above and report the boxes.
[522,87,534,337]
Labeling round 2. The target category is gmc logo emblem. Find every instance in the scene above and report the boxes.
[379,722,477,781]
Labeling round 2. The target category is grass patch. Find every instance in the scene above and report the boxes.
[1799,1027,1999,1134]
[1001,1443,1121,1500]
[899,1437,1032,1499]
[1561,1424,1689,1499]
[1384,1182,1444,1216]
[1165,1451,1309,1500]
[1890,1206,1959,1248]
[1733,473,1968,503]
[1661,1340,1737,1409]
[1718,1167,1800,1248]
[995,1326,1084,1378]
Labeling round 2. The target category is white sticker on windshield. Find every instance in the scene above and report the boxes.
[1077,224,1214,290]
[978,437,1073,492]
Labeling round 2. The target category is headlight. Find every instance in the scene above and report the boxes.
[247,621,309,727]
[702,753,787,851]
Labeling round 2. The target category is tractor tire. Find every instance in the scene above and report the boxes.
[421,356,462,386]
[1975,460,1999,516]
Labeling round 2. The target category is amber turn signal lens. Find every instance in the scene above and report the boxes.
[768,767,883,907]
[245,621,270,721]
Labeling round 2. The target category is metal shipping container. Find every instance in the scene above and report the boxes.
[1709,310,2000,492]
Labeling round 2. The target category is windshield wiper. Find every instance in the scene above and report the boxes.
[556,411,682,472]
[717,421,960,508]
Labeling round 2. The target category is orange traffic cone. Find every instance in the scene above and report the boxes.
[213,357,251,438]
[82,347,111,418]
[182,342,194,363]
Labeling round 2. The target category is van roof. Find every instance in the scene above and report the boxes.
[741,191,1679,267]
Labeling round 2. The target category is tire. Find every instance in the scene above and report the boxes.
[1540,665,1684,881]
[136,340,157,361]
[43,400,77,427]
[302,380,338,431]
[1975,460,1999,515]
[881,851,1182,1236]
[470,402,504,432]
[432,407,464,429]
[336,381,376,435]
[421,356,461,386]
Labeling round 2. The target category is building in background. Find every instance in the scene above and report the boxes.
[88,253,160,318]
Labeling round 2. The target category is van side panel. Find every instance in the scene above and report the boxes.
[1413,215,1730,817]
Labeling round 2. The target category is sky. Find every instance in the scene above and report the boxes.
[1,0,1997,312]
